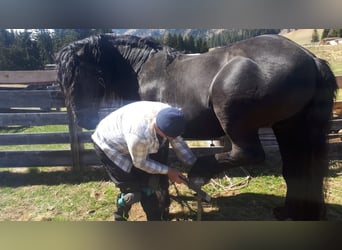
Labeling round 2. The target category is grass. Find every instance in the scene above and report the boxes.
[0,125,70,151]
[0,125,94,151]
[281,29,324,45]
[1,125,68,133]
[0,136,341,221]
[0,147,341,221]
[305,44,342,76]
[0,167,116,221]
[336,89,342,102]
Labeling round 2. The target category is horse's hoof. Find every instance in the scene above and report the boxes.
[188,155,224,182]
[214,153,242,167]
[215,152,230,161]
[215,152,265,166]
[273,206,290,220]
[188,176,209,187]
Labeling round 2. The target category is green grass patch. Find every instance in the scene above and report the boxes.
[0,144,70,151]
[331,63,342,76]
[0,155,341,221]
[0,125,70,151]
[0,125,69,134]
[336,89,342,101]
[305,44,342,76]
[0,167,117,221]
[1,123,341,221]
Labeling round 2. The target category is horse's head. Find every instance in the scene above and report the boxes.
[56,34,140,130]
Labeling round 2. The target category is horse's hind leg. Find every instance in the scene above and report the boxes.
[272,113,326,220]
[214,126,265,167]
[210,57,266,167]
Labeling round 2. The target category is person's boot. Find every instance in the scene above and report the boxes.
[114,205,131,221]
[114,192,141,221]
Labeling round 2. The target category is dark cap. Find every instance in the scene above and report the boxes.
[156,107,185,138]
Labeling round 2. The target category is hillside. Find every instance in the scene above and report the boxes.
[112,29,228,39]
[280,29,324,45]
[112,29,279,40]
[112,29,323,44]
[279,29,342,75]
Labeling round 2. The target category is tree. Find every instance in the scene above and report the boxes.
[0,29,115,70]
[52,29,81,52]
[311,29,320,43]
[321,29,330,39]
[15,30,42,69]
[196,37,208,53]
[0,29,43,70]
[185,35,195,52]
[0,29,15,47]
[176,34,185,51]
[322,29,342,39]
[34,29,54,65]
[329,29,341,37]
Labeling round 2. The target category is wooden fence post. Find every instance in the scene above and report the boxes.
[66,107,83,171]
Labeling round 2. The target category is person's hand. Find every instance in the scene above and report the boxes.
[167,167,187,185]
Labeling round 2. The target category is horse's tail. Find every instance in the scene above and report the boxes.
[305,57,337,219]
[310,57,337,159]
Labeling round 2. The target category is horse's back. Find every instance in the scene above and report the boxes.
[208,35,318,128]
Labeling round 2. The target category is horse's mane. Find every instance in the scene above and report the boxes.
[55,34,181,114]
[103,34,181,72]
[104,34,163,51]
[55,38,89,107]
[56,34,180,77]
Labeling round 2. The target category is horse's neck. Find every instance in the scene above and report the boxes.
[116,45,156,74]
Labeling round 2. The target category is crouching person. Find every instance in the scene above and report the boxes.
[92,101,197,221]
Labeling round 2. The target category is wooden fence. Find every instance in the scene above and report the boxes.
[1,70,342,170]
[0,70,95,170]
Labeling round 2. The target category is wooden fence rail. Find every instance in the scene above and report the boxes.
[0,70,57,85]
[1,70,342,170]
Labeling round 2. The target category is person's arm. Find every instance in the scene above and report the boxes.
[170,136,197,165]
[167,167,187,184]
[126,134,187,184]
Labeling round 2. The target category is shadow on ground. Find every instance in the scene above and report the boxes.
[0,167,109,187]
[170,193,342,221]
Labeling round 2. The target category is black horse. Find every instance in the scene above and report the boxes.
[56,34,337,220]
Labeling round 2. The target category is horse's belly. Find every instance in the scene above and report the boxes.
[183,109,225,139]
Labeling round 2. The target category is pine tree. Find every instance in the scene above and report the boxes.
[176,34,185,51]
[0,29,15,47]
[329,29,340,37]
[35,29,54,65]
[196,37,208,53]
[186,35,195,52]
[321,29,330,39]
[311,29,320,43]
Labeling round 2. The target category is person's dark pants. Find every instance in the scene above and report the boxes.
[93,142,170,221]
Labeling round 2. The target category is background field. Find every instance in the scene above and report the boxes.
[281,29,324,45]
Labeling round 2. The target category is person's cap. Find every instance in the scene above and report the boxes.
[156,107,185,138]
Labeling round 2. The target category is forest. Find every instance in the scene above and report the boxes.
[0,29,341,70]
